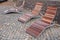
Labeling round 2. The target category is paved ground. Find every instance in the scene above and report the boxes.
[0,6,60,40]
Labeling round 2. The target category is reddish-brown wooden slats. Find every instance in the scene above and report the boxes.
[46,9,57,14]
[32,10,40,15]
[31,23,45,30]
[18,2,43,23]
[42,6,57,24]
[26,27,40,37]
[29,26,43,33]
[47,6,57,10]
[43,16,53,20]
[44,13,55,18]
[26,6,57,37]
[32,2,43,15]
[33,21,49,27]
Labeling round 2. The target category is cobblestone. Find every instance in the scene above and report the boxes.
[0,6,60,40]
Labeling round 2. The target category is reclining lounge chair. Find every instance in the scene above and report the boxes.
[18,2,43,23]
[26,6,57,38]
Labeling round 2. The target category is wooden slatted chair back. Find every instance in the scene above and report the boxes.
[32,2,43,15]
[42,6,57,24]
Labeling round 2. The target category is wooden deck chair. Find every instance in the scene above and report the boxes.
[3,0,25,14]
[26,6,57,38]
[18,2,43,23]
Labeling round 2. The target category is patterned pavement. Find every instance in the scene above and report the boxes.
[0,6,60,40]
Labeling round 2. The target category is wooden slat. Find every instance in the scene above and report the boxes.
[26,27,40,37]
[42,6,57,24]
[26,6,57,37]
[29,26,43,33]
[43,16,53,20]
[46,9,57,14]
[32,2,43,15]
[47,6,57,10]
[42,18,51,24]
[45,13,55,18]
[33,21,49,26]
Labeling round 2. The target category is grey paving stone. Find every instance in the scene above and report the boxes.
[0,6,60,40]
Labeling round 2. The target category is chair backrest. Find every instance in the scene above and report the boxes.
[32,2,43,15]
[42,6,57,24]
